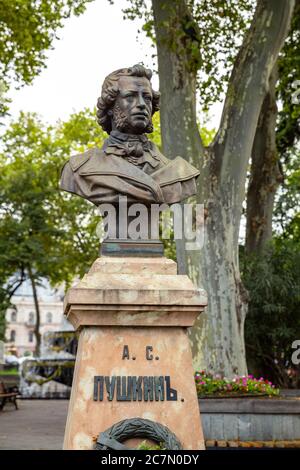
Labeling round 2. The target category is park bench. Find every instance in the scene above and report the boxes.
[0,381,18,411]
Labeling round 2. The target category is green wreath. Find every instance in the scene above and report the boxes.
[95,417,182,450]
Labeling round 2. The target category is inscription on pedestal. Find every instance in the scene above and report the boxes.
[94,344,178,402]
[121,345,159,361]
[93,375,178,402]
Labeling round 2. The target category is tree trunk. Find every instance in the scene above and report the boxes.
[189,186,250,376]
[152,0,294,377]
[152,0,205,275]
[28,266,41,356]
[245,65,283,254]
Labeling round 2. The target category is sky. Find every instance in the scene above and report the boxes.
[8,0,157,124]
[7,0,222,129]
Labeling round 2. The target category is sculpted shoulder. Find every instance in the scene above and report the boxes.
[60,147,103,193]
[68,147,103,172]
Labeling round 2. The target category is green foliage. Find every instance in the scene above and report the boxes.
[150,111,216,148]
[0,80,10,118]
[147,112,161,148]
[120,0,255,109]
[274,150,300,236]
[274,1,300,236]
[195,370,279,397]
[199,124,216,146]
[136,440,166,450]
[0,109,105,340]
[242,239,300,388]
[0,306,5,339]
[191,0,255,109]
[0,0,91,86]
[273,1,300,235]
[0,368,19,376]
[276,0,300,158]
[0,0,91,117]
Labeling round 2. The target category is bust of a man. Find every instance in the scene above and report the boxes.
[60,64,199,205]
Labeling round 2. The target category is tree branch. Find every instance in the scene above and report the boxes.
[27,265,41,356]
[152,0,205,165]
[6,267,26,299]
[245,64,283,254]
[212,0,294,214]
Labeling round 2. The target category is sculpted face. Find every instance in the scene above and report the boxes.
[112,76,153,134]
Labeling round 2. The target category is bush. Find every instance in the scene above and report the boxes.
[242,238,300,388]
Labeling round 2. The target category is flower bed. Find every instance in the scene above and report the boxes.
[195,371,279,398]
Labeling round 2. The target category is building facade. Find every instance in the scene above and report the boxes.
[5,279,66,357]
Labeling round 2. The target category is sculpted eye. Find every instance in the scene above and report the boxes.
[122,92,134,100]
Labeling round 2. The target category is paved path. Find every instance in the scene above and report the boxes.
[0,400,69,450]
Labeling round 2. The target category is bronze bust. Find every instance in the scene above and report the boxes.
[60,64,199,205]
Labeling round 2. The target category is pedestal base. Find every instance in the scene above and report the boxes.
[63,257,207,450]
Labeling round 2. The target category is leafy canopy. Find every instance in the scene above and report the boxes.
[118,0,255,109]
[0,109,105,339]
[243,238,300,387]
[0,0,92,116]
[0,0,91,85]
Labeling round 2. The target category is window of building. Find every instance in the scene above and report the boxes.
[10,330,16,342]
[11,311,17,322]
[46,312,52,324]
[28,312,35,324]
[29,331,34,343]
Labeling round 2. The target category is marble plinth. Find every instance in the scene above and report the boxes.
[63,257,207,450]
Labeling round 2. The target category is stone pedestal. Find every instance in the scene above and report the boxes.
[63,257,207,450]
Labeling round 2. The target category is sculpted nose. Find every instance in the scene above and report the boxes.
[137,93,146,109]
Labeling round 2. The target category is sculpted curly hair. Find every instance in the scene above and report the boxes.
[96,64,160,134]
